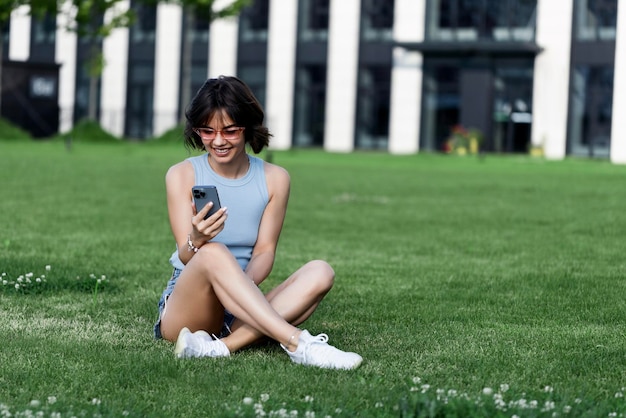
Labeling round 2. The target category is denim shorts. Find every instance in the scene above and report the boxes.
[153,268,236,339]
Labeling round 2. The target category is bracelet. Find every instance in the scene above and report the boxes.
[187,234,200,253]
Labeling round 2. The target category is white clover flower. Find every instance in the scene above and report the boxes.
[45,265,51,271]
[575,398,582,404]
[305,411,315,418]
[15,283,20,290]
[544,385,554,393]
[482,387,493,396]
[615,392,624,398]
[290,410,298,416]
[47,396,57,405]
[51,413,61,418]
[17,277,23,282]
[2,280,7,285]
[375,402,383,408]
[609,413,617,418]
[529,400,538,409]
[91,398,101,405]
[304,395,314,403]
[260,393,269,402]
[29,400,41,408]
[36,278,41,283]
[412,376,421,384]
[26,272,33,278]
[242,397,254,405]
[542,401,555,411]
[421,384,431,393]
[563,405,572,414]
[499,383,510,393]
[334,408,342,414]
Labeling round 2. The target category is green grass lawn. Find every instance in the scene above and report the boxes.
[1,140,626,417]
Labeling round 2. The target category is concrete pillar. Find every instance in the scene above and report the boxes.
[389,0,425,154]
[532,0,574,160]
[101,0,131,137]
[208,0,239,78]
[152,3,182,136]
[324,0,361,152]
[55,1,77,133]
[610,1,626,164]
[265,0,298,150]
[9,6,30,61]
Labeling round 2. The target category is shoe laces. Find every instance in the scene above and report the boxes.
[194,333,225,355]
[309,333,329,345]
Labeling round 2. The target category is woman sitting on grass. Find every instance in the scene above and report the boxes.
[153,75,362,370]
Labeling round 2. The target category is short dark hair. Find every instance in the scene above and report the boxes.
[183,75,271,153]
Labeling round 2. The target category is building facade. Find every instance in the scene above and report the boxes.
[5,0,625,163]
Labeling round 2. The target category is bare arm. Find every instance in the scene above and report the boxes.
[245,162,291,285]
[165,161,228,265]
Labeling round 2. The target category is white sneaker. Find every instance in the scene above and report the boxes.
[174,327,230,359]
[282,330,363,370]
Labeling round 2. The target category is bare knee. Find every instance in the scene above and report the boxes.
[192,242,231,269]
[306,260,335,293]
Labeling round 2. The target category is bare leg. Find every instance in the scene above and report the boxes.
[159,242,300,348]
[221,260,334,352]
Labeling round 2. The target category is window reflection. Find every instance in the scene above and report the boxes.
[240,0,269,42]
[428,0,536,42]
[361,0,394,41]
[575,0,618,41]
[299,0,329,41]
[569,66,613,157]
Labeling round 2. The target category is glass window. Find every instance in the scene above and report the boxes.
[492,63,534,153]
[298,0,329,41]
[238,66,267,108]
[355,66,391,149]
[575,0,618,41]
[132,3,156,42]
[427,0,536,42]
[293,65,326,147]
[361,0,394,41]
[568,65,613,157]
[420,63,460,151]
[239,0,269,42]
[126,64,154,138]
[32,14,56,44]
[30,13,57,62]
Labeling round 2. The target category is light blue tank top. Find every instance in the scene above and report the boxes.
[169,154,269,271]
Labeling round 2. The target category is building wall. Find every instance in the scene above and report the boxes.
[532,0,574,160]
[323,0,361,153]
[4,0,625,163]
[611,1,626,164]
[388,0,425,155]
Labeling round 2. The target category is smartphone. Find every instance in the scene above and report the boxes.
[192,185,222,220]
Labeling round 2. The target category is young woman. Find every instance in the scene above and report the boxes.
[153,76,362,370]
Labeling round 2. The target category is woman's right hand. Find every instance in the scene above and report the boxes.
[189,201,228,246]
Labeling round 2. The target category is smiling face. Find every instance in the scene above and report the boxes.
[198,110,247,163]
